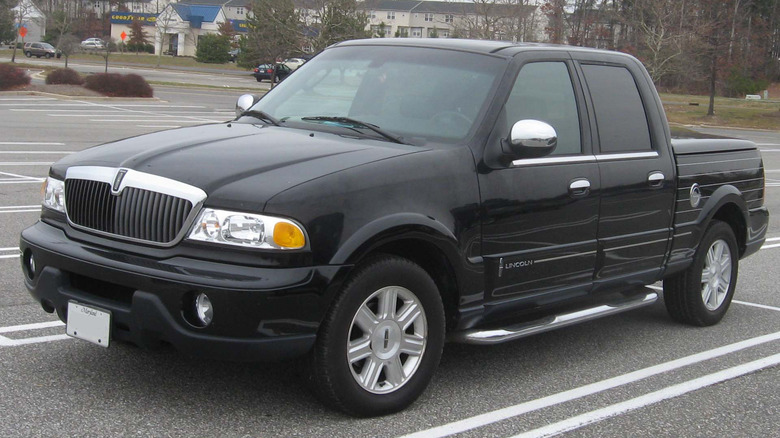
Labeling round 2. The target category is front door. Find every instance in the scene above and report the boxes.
[479,55,600,319]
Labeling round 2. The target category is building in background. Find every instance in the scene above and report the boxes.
[154,2,226,56]
[12,0,46,43]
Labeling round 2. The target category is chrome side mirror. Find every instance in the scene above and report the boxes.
[508,119,558,158]
[235,94,259,118]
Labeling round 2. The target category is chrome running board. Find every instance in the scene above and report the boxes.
[450,291,658,345]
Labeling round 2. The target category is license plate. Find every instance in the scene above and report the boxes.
[66,301,111,348]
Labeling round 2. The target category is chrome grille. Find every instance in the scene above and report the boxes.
[65,178,193,244]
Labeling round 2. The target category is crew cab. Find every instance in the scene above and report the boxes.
[20,39,768,416]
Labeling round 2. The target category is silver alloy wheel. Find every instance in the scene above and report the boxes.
[347,286,427,394]
[701,239,732,311]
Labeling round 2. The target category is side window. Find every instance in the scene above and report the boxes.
[505,62,581,155]
[581,64,652,153]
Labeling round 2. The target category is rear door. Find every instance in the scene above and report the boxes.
[574,55,675,290]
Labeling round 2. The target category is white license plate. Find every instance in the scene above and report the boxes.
[66,301,111,348]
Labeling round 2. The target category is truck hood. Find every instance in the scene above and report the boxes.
[52,123,423,211]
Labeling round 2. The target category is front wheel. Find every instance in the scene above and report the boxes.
[310,256,445,416]
[45,53,52,59]
[25,51,32,57]
[664,220,739,326]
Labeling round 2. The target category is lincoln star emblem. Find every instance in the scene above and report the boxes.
[112,169,128,193]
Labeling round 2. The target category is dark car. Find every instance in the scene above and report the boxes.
[23,42,61,59]
[252,63,291,82]
[20,39,768,417]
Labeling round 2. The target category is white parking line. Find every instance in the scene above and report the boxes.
[90,119,217,123]
[400,330,780,438]
[733,300,780,312]
[510,353,780,438]
[0,142,64,145]
[0,321,70,347]
[0,207,41,213]
[0,162,54,166]
[0,254,20,259]
[0,151,73,154]
[0,320,64,333]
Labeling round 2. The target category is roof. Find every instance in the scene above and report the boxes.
[171,3,222,22]
[332,38,633,60]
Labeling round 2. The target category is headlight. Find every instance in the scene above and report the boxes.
[42,177,66,213]
[188,208,307,250]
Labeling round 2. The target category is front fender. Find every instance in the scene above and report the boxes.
[330,213,459,265]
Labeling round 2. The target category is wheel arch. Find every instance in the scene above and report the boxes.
[697,185,748,257]
[330,214,463,331]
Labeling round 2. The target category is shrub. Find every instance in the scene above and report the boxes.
[46,68,84,85]
[196,34,230,64]
[84,73,153,97]
[125,42,154,54]
[725,68,769,98]
[0,64,31,90]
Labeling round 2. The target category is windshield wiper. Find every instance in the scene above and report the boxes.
[240,110,281,126]
[301,116,407,145]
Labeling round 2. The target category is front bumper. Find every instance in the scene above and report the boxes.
[20,221,349,362]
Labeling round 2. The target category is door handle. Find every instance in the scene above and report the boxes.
[648,172,665,188]
[569,179,590,196]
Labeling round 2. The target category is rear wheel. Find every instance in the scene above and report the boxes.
[664,220,738,326]
[25,51,32,57]
[310,255,445,416]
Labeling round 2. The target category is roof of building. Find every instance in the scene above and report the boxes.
[171,3,222,22]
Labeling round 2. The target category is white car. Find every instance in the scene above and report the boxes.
[283,58,306,70]
[81,38,106,50]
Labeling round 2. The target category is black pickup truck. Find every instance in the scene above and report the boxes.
[20,39,768,416]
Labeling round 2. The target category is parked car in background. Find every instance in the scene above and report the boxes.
[228,48,240,63]
[252,63,291,82]
[80,38,106,50]
[23,42,61,59]
[282,58,306,70]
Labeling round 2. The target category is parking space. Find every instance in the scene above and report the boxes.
[0,93,778,437]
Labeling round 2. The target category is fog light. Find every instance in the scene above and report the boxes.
[24,251,35,279]
[195,293,213,326]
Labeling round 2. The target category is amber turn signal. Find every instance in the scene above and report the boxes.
[273,222,306,249]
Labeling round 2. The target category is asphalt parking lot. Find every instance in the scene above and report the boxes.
[0,90,778,437]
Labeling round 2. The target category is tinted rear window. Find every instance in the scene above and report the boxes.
[582,64,652,153]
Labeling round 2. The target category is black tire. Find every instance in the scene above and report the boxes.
[25,51,32,58]
[663,220,739,326]
[45,53,52,59]
[255,77,262,82]
[309,255,445,417]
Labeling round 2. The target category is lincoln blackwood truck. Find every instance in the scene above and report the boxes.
[20,39,767,416]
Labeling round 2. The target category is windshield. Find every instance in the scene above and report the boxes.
[249,45,506,143]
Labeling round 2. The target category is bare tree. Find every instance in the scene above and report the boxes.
[154,6,178,67]
[621,0,688,82]
[11,0,35,62]
[57,33,79,68]
[245,0,301,86]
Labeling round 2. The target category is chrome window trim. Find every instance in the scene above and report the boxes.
[511,155,596,167]
[511,151,659,167]
[63,166,208,247]
[595,151,659,162]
